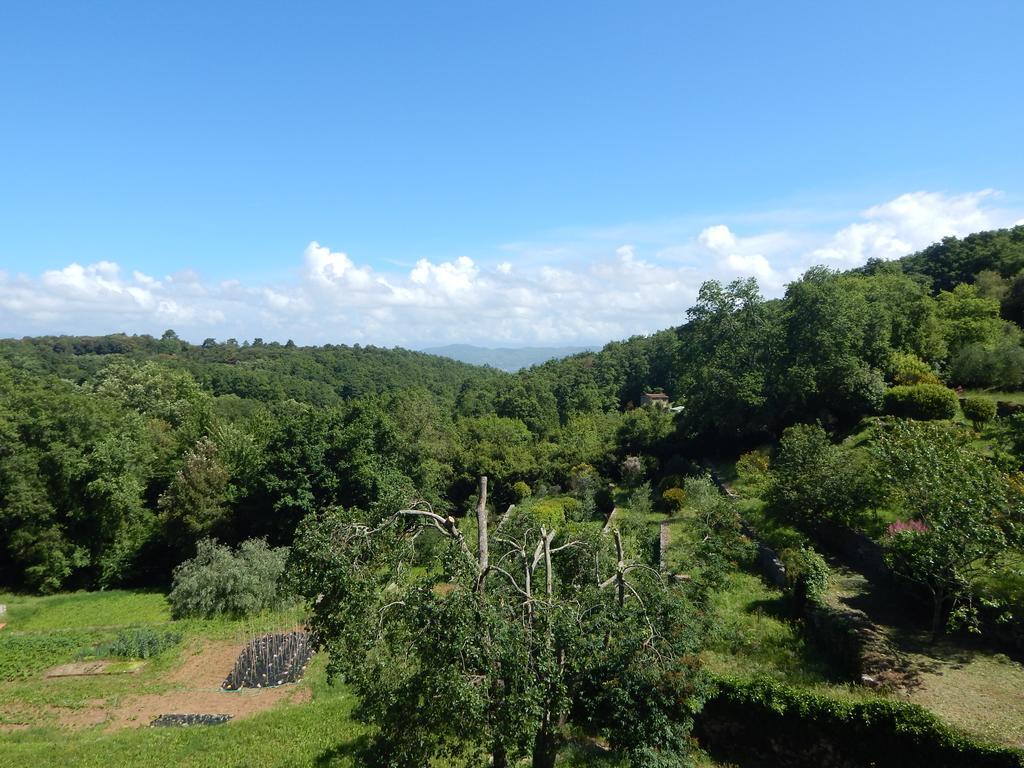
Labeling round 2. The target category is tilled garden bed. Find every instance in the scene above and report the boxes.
[151,713,232,727]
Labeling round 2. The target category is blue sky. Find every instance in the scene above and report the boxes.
[1,1,1023,346]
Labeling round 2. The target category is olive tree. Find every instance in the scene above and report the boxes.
[288,477,722,768]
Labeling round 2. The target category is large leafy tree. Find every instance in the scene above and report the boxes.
[158,436,231,550]
[871,420,1024,639]
[774,268,886,426]
[0,366,156,590]
[765,423,877,530]
[289,478,721,768]
[677,278,777,442]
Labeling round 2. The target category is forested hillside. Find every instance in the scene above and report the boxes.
[420,343,596,371]
[2,225,1024,596]
[6,226,1024,766]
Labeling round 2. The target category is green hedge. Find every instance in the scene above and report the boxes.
[962,396,997,427]
[695,675,1024,768]
[883,384,959,420]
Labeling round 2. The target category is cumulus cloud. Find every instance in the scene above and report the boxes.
[1,189,1021,347]
[810,190,1008,265]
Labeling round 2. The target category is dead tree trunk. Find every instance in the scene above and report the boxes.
[476,475,489,593]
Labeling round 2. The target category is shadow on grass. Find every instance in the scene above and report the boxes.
[747,596,791,621]
[315,734,371,767]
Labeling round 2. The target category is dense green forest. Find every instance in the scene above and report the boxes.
[6,226,1024,766]
[2,224,1024,595]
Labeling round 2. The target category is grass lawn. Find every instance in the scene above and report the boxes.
[702,570,862,695]
[826,564,1024,749]
[964,389,1024,405]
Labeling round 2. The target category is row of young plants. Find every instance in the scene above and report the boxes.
[0,626,183,681]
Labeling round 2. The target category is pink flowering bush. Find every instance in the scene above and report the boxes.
[886,519,928,535]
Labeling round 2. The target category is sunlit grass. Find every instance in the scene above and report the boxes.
[0,590,171,631]
[702,571,852,690]
[964,389,1024,405]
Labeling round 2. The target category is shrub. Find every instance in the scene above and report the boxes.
[103,627,182,659]
[888,351,943,387]
[568,463,599,493]
[765,423,877,529]
[512,480,532,501]
[559,496,584,522]
[698,675,1024,768]
[168,538,291,619]
[962,396,997,429]
[627,482,653,518]
[735,449,771,492]
[780,546,830,610]
[950,341,1024,389]
[661,487,686,512]
[620,455,645,486]
[883,384,959,421]
[522,496,587,527]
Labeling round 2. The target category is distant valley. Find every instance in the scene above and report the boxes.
[421,343,598,371]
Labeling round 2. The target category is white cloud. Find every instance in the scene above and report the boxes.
[698,224,737,253]
[409,256,477,294]
[810,190,1007,265]
[304,241,372,288]
[2,189,1021,347]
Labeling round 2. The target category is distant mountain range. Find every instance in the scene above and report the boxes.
[421,344,597,371]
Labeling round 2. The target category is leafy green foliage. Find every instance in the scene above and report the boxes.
[661,487,686,512]
[101,627,182,659]
[962,396,997,429]
[4,225,1024,599]
[870,420,1024,637]
[765,424,876,529]
[158,437,230,547]
[288,479,735,768]
[896,224,1024,293]
[734,449,771,495]
[167,538,290,619]
[949,339,1024,389]
[512,480,532,500]
[626,482,654,519]
[883,384,960,421]
[702,675,1024,768]
[0,630,106,680]
[779,546,830,612]
[887,351,943,386]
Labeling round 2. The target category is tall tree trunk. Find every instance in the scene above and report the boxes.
[476,476,489,592]
[930,590,944,642]
[492,741,508,768]
[531,727,559,768]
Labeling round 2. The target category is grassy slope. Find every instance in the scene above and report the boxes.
[0,590,725,768]
[709,450,1024,750]
[826,566,1024,749]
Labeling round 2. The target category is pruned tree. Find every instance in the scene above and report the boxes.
[289,476,720,768]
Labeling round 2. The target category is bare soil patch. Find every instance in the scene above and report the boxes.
[52,638,312,731]
[46,660,145,678]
